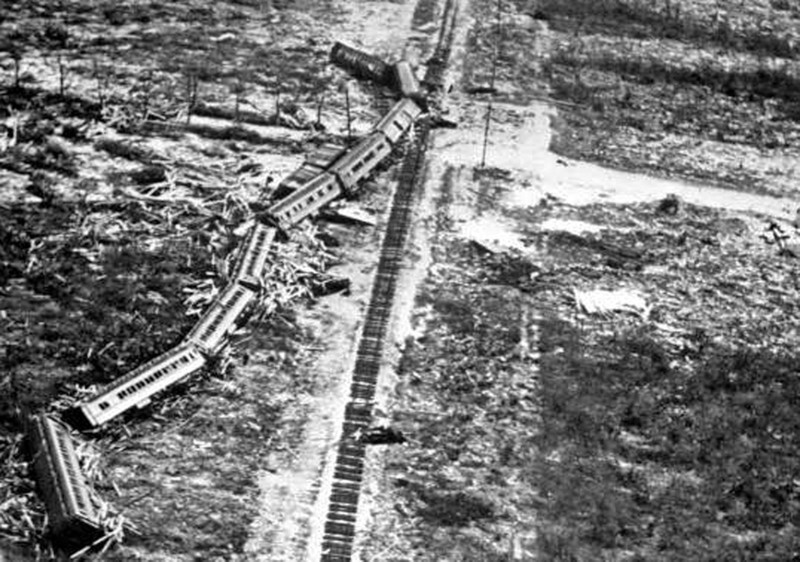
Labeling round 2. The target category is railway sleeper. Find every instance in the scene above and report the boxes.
[342,421,370,435]
[353,361,381,375]
[337,453,366,465]
[335,463,365,476]
[343,407,372,420]
[370,289,395,304]
[329,502,359,515]
[332,480,362,492]
[363,319,389,332]
[350,387,376,401]
[357,341,382,356]
[331,476,361,490]
[366,302,393,315]
[352,369,379,381]
[333,471,363,483]
[337,443,366,456]
[344,411,372,424]
[325,521,356,537]
[371,278,396,289]
[322,540,353,554]
[330,489,360,503]
[352,369,379,380]
[345,399,374,411]
[336,455,365,469]
[322,541,353,556]
[372,278,398,292]
[353,358,381,372]
[320,554,352,562]
[354,352,382,365]
[327,511,358,523]
[381,249,405,260]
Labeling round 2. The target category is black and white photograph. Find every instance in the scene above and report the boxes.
[1,0,800,560]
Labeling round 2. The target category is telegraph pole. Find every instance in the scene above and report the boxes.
[344,81,352,143]
[481,0,503,168]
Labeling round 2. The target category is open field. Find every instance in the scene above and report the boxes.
[3,0,800,560]
[365,0,800,560]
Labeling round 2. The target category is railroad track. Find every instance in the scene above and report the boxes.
[320,116,431,562]
[19,0,459,555]
[424,0,459,93]
[319,1,460,559]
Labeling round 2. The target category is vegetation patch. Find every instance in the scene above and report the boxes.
[464,0,800,196]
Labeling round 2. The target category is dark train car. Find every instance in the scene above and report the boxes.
[183,283,258,353]
[330,41,392,85]
[77,344,206,427]
[373,98,422,145]
[27,414,104,549]
[267,172,343,230]
[273,143,346,199]
[328,132,392,195]
[230,223,276,290]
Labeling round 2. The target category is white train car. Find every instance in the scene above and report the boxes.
[328,132,392,195]
[183,283,258,353]
[374,98,422,144]
[230,223,276,290]
[266,172,343,230]
[77,343,206,427]
[393,60,422,100]
[273,142,346,199]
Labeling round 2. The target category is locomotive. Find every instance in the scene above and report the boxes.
[329,42,426,106]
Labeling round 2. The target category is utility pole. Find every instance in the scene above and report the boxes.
[345,84,352,142]
[481,0,503,168]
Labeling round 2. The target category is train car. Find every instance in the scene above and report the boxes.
[306,142,348,170]
[76,343,206,428]
[266,172,343,230]
[392,61,423,102]
[183,283,258,353]
[230,223,276,290]
[26,414,104,549]
[328,132,392,195]
[373,98,422,145]
[273,143,346,199]
[330,42,392,86]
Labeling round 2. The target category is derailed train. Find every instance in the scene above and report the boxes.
[35,51,426,550]
[330,41,426,108]
[73,96,423,430]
